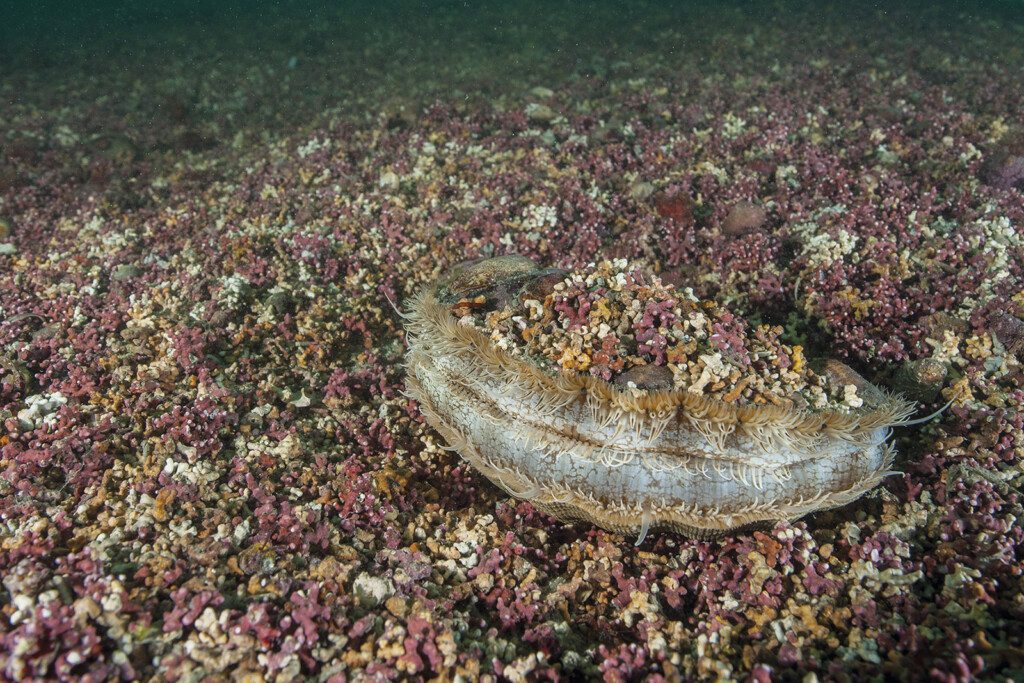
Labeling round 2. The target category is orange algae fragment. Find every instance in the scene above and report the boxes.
[723,376,752,403]
[791,345,806,374]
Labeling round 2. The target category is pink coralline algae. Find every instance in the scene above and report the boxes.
[1,3,1023,682]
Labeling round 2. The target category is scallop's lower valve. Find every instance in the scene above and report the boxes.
[404,256,920,543]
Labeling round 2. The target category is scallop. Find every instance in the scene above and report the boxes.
[404,257,924,543]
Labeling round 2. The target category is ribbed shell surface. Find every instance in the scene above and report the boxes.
[405,285,913,541]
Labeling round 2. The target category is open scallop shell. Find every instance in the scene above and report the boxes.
[404,259,917,543]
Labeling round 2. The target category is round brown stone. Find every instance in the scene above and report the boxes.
[518,268,569,303]
[614,364,676,391]
[438,255,538,303]
[990,312,1024,357]
[722,201,768,236]
[893,358,949,402]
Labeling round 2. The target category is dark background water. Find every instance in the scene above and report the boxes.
[3,1,1022,69]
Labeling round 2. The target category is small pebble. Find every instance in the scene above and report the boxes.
[112,264,142,281]
[989,312,1024,357]
[352,573,394,608]
[614,364,675,391]
[628,180,655,202]
[981,129,1024,191]
[439,254,538,303]
[518,268,569,303]
[722,201,768,236]
[893,358,949,403]
[525,103,556,124]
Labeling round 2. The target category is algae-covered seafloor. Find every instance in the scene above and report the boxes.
[1,1,1023,680]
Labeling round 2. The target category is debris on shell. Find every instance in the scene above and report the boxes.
[437,254,538,304]
[405,256,917,540]
[613,363,675,392]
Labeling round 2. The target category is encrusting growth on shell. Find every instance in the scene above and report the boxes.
[404,256,920,543]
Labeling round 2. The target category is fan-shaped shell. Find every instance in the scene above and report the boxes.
[404,258,916,542]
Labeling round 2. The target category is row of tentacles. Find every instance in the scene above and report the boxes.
[403,256,935,543]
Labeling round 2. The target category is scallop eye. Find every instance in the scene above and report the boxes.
[405,256,917,543]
